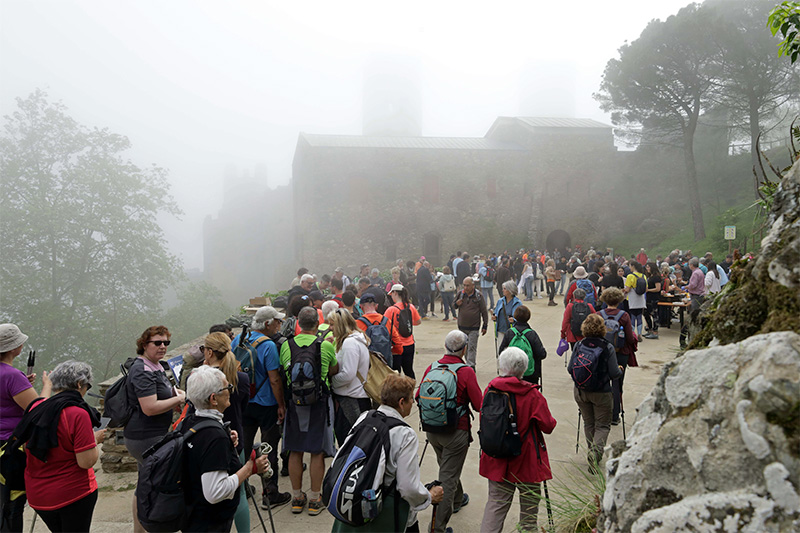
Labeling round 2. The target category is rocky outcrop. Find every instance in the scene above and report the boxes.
[600,331,800,532]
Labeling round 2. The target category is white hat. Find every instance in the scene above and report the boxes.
[0,324,29,353]
[390,284,405,292]
[573,266,588,279]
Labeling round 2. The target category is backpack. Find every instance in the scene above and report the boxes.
[484,265,496,282]
[103,357,137,427]
[279,316,297,340]
[288,336,324,406]
[322,411,408,527]
[479,387,523,458]
[232,325,269,398]
[440,276,456,293]
[569,341,607,391]
[357,316,393,364]
[507,328,535,377]
[634,274,647,295]
[418,363,466,433]
[393,305,414,338]
[574,279,596,307]
[570,301,591,337]
[356,351,397,405]
[599,309,626,351]
[135,419,218,532]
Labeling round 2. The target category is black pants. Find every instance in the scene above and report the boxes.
[392,343,416,379]
[36,490,97,533]
[0,480,25,533]
[242,403,281,495]
[645,299,659,332]
[546,281,556,302]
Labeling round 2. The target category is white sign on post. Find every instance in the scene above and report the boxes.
[724,225,736,240]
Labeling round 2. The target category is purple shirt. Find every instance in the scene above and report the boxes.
[0,362,33,440]
[685,268,706,296]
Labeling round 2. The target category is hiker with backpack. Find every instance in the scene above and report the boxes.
[560,288,596,350]
[643,262,663,340]
[235,306,292,510]
[478,255,496,310]
[498,306,547,386]
[354,293,396,366]
[124,326,185,533]
[624,261,648,341]
[567,314,623,469]
[596,288,638,427]
[454,277,489,370]
[415,261,434,319]
[279,307,340,516]
[202,332,252,532]
[416,330,483,533]
[12,361,104,533]
[478,347,557,533]
[328,310,372,445]
[327,374,444,532]
[492,280,522,346]
[384,285,422,379]
[564,266,597,309]
[437,266,458,322]
[175,366,270,533]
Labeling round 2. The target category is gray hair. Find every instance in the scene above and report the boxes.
[186,365,225,409]
[371,268,380,276]
[573,288,586,300]
[50,360,93,391]
[298,306,319,330]
[689,257,700,267]
[502,280,518,295]
[300,273,315,283]
[498,347,528,378]
[444,330,469,355]
[322,300,339,321]
[252,306,276,330]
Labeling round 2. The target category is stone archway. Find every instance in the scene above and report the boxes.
[546,230,571,255]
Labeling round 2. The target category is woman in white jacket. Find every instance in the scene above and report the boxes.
[329,309,371,445]
[705,260,722,295]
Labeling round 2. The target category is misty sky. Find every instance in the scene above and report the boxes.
[2,1,692,270]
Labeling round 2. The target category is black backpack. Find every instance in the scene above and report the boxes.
[479,387,523,458]
[103,357,137,427]
[484,265,496,282]
[323,410,408,527]
[570,301,591,337]
[634,274,647,295]
[599,309,626,351]
[569,341,607,391]
[393,304,413,338]
[135,419,218,532]
[288,336,324,406]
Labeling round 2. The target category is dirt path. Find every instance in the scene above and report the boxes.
[23,296,679,532]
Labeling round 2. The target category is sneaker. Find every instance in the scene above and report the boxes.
[643,333,659,339]
[452,493,470,513]
[291,492,307,514]
[442,318,449,322]
[611,418,620,426]
[431,313,437,318]
[538,295,543,299]
[263,491,291,509]
[308,496,325,516]
[548,301,557,306]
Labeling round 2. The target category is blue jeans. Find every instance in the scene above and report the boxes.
[441,291,455,319]
[557,276,567,294]
[481,287,495,309]
[524,278,533,299]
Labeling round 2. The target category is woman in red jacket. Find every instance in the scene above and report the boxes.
[479,347,557,533]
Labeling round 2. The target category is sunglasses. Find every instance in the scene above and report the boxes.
[149,340,171,347]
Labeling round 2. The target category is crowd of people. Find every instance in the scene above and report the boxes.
[0,244,736,532]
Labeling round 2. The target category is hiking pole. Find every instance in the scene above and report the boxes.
[252,442,276,533]
[424,480,442,533]
[621,396,627,440]
[532,421,554,531]
[245,479,269,533]
[419,439,429,467]
[576,409,581,454]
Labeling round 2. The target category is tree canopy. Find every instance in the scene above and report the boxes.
[0,90,182,374]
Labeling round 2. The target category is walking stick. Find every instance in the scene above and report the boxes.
[621,396,627,440]
[424,480,442,533]
[251,442,276,533]
[419,439,429,467]
[532,421,554,531]
[576,409,581,454]
[245,479,270,533]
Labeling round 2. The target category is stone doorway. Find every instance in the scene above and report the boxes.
[423,232,441,267]
[546,230,572,256]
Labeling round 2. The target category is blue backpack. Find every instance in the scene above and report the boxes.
[418,363,466,433]
[574,279,596,307]
[357,316,393,367]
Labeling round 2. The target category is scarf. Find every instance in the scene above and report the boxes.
[12,390,101,462]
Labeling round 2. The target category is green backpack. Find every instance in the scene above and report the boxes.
[508,327,535,377]
[418,363,467,433]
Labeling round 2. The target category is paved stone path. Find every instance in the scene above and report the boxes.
[23,296,678,532]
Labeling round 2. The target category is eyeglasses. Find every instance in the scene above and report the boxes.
[215,384,234,395]
[86,383,92,391]
[149,340,171,347]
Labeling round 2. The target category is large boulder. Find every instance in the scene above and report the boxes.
[600,332,800,532]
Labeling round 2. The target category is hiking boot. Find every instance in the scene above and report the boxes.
[291,492,307,514]
[308,496,325,516]
[452,493,470,513]
[262,491,291,509]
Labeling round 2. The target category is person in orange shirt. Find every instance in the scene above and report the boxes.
[383,285,422,379]
[354,293,402,352]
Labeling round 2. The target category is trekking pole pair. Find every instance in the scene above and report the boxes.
[531,421,554,531]
[247,442,276,533]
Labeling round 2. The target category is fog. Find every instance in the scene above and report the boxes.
[1,0,692,270]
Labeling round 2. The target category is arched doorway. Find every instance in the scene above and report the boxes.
[546,230,571,255]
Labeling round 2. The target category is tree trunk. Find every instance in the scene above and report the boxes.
[683,115,706,241]
[749,95,761,199]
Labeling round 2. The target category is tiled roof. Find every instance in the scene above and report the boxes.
[515,117,612,129]
[299,133,524,150]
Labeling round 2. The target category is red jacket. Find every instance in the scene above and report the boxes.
[479,377,556,484]
[560,301,596,343]
[417,355,482,433]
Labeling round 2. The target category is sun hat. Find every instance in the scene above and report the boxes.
[0,324,28,353]
[573,266,588,279]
